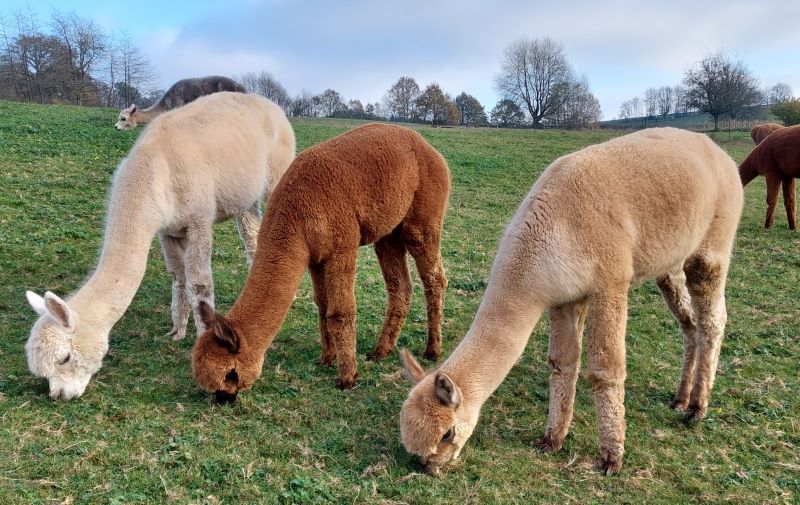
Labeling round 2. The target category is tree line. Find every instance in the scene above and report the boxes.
[0,9,601,130]
[617,51,798,130]
[0,8,159,108]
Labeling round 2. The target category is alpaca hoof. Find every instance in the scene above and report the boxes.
[366,350,388,362]
[167,328,186,341]
[534,435,563,453]
[669,398,688,411]
[422,349,440,362]
[683,405,706,424]
[596,456,622,476]
[335,373,358,390]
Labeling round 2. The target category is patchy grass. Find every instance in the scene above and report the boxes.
[0,100,798,504]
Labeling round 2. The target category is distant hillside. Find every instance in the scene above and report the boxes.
[601,106,778,131]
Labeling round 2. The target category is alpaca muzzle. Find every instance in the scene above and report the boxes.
[214,390,238,404]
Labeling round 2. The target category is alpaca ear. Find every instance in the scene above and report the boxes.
[43,291,76,331]
[130,104,137,113]
[26,291,47,316]
[213,317,240,354]
[399,348,426,385]
[435,373,461,408]
[198,301,217,329]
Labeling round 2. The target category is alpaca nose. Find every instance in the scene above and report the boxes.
[214,390,237,404]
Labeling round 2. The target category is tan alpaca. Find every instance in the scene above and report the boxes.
[26,92,295,401]
[191,123,450,401]
[399,128,743,475]
[114,76,245,130]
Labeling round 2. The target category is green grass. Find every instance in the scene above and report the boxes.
[1,100,798,504]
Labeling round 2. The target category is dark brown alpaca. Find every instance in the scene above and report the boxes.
[191,123,450,399]
[740,124,800,230]
[750,123,783,145]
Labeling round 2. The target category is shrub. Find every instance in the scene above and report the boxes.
[771,100,800,126]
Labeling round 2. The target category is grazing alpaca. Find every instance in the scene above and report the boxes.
[191,123,450,400]
[740,124,800,230]
[399,128,742,476]
[26,92,295,400]
[114,75,245,130]
[750,122,783,145]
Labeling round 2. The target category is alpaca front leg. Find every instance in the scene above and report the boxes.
[369,233,412,361]
[683,255,728,423]
[160,234,191,340]
[309,263,335,366]
[236,202,262,269]
[764,175,781,229]
[656,272,697,410]
[782,177,796,231]
[323,252,358,389]
[536,300,586,453]
[586,286,629,475]
[184,222,215,336]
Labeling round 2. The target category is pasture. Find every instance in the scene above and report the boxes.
[0,100,798,504]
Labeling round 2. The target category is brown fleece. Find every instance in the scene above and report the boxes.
[192,123,451,394]
[739,124,800,230]
[750,123,783,145]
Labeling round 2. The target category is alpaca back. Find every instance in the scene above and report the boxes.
[122,92,294,229]
[492,127,742,306]
[261,123,449,255]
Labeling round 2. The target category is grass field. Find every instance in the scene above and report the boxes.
[0,100,798,504]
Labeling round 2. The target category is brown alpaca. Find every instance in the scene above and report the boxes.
[399,128,743,476]
[191,123,450,400]
[750,122,783,145]
[740,124,800,230]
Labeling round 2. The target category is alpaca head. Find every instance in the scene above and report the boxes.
[25,291,107,401]
[114,105,138,130]
[191,302,264,403]
[399,349,477,475]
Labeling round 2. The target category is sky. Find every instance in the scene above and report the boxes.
[4,0,800,120]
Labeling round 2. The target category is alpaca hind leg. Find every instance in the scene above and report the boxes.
[656,271,697,410]
[309,263,335,366]
[586,285,629,475]
[403,224,447,361]
[368,229,412,361]
[764,175,781,229]
[682,253,728,423]
[322,251,359,389]
[236,202,262,269]
[160,233,191,340]
[782,177,796,231]
[536,300,587,453]
[184,221,215,336]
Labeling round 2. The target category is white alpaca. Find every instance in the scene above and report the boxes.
[26,92,295,401]
[399,128,743,475]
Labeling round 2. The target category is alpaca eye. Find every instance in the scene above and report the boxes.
[59,354,71,365]
[442,427,455,443]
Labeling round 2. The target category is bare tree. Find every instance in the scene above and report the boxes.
[673,85,688,116]
[656,86,673,118]
[768,83,793,104]
[113,34,155,108]
[555,76,601,130]
[494,36,576,127]
[50,10,105,105]
[683,51,762,131]
[383,76,419,121]
[239,71,291,113]
[290,89,315,117]
[316,88,345,117]
[644,87,658,119]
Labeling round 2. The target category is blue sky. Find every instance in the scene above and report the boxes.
[4,0,799,119]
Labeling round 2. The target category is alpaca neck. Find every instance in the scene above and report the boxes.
[227,226,310,355]
[441,284,546,411]
[134,104,164,124]
[739,154,760,186]
[69,164,162,335]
